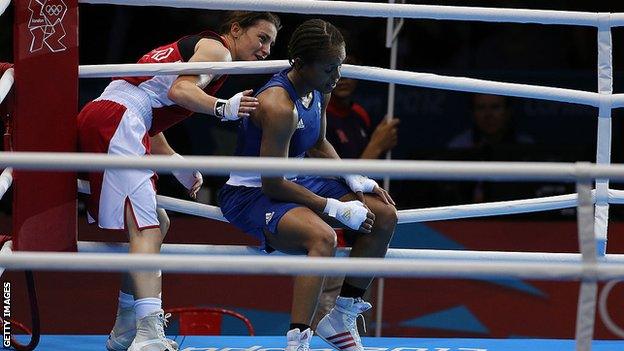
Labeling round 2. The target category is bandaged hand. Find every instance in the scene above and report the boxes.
[343,174,377,193]
[213,89,258,121]
[323,198,374,232]
[171,153,203,199]
[343,174,395,205]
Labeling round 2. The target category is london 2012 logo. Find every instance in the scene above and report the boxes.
[27,0,68,53]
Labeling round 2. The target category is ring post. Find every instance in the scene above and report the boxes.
[12,0,78,251]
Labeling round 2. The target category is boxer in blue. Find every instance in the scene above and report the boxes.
[219,19,397,351]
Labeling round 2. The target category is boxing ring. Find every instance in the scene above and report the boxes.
[3,0,624,350]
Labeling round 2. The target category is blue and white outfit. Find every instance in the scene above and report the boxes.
[218,69,351,249]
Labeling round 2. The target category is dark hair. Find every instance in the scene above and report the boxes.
[343,55,361,66]
[219,11,281,34]
[471,93,510,111]
[288,19,345,67]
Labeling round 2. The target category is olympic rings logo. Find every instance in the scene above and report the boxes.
[45,5,63,16]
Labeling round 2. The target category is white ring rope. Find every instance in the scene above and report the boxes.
[71,175,624,225]
[155,193,227,221]
[0,68,14,105]
[77,178,227,221]
[81,0,606,27]
[0,240,11,279]
[599,280,624,338]
[77,179,594,224]
[79,61,290,78]
[397,192,589,223]
[76,241,624,264]
[0,167,12,200]
[0,0,9,18]
[608,189,624,204]
[154,191,591,224]
[612,14,624,27]
[79,62,610,108]
[2,153,624,181]
[0,251,621,280]
[163,191,580,224]
[342,65,607,108]
[0,240,11,255]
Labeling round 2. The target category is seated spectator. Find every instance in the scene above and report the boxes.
[448,93,533,149]
[442,93,536,204]
[326,56,400,160]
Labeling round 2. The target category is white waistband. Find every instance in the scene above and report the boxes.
[226,173,299,187]
[96,80,153,122]
[227,154,304,187]
[226,173,263,187]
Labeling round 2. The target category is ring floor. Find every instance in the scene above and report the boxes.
[13,335,624,350]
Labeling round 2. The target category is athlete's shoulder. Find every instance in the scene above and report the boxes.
[257,87,294,115]
[194,38,231,62]
[138,41,182,63]
[253,87,297,130]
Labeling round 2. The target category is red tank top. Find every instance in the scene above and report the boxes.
[116,31,229,136]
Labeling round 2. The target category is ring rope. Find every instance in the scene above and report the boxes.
[397,192,588,223]
[79,60,290,78]
[79,62,610,108]
[75,241,624,264]
[76,179,595,224]
[80,0,609,27]
[0,68,14,105]
[0,239,11,278]
[0,167,11,200]
[1,153,624,181]
[0,0,9,18]
[0,250,619,280]
[608,189,624,204]
[1,157,621,226]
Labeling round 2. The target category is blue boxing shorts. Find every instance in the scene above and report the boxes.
[218,176,352,251]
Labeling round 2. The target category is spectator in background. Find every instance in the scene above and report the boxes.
[443,93,535,204]
[325,56,400,159]
[312,55,400,330]
[448,93,533,150]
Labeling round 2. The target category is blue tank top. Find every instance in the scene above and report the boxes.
[227,69,324,187]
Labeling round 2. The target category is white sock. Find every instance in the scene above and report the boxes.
[118,291,134,309]
[134,297,162,320]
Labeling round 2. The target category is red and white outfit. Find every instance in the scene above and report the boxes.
[78,31,227,230]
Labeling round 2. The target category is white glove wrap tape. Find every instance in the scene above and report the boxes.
[344,174,377,193]
[171,153,202,190]
[323,198,368,230]
[214,91,243,121]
